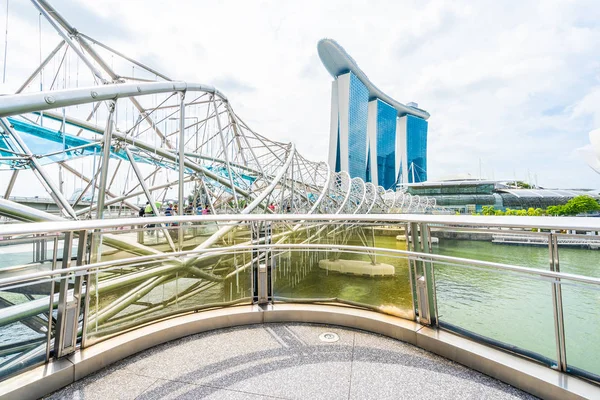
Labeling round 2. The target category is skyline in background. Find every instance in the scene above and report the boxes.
[2,0,600,190]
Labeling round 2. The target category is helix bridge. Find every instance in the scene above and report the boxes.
[0,0,443,379]
[0,2,442,222]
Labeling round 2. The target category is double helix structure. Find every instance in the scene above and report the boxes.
[0,0,439,229]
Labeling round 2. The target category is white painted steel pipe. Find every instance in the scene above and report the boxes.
[0,82,227,118]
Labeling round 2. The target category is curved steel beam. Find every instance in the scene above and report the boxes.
[0,82,227,118]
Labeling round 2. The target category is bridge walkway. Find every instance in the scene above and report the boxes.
[43,323,534,400]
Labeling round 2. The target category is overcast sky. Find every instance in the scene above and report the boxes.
[5,0,600,189]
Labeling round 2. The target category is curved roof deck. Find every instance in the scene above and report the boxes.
[317,38,430,120]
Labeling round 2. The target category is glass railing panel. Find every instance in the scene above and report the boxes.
[548,232,600,380]
[84,223,254,344]
[0,283,53,381]
[561,280,600,380]
[431,225,560,364]
[90,220,232,263]
[434,261,557,365]
[271,221,414,320]
[0,234,63,276]
[0,237,41,268]
[0,232,66,382]
[553,233,600,277]
[431,226,551,268]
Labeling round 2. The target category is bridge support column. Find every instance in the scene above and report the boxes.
[96,101,115,220]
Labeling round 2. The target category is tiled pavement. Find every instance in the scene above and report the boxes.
[44,323,537,399]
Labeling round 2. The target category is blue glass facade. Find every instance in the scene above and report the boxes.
[376,100,397,189]
[330,70,428,187]
[406,115,428,183]
[347,73,369,181]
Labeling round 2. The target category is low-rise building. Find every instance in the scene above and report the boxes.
[405,179,600,213]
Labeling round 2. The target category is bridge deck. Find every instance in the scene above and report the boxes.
[43,323,534,400]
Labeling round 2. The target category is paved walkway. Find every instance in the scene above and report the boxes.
[44,323,536,400]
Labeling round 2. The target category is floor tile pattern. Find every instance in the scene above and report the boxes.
[44,323,537,400]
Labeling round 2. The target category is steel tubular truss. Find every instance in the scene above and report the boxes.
[0,1,440,229]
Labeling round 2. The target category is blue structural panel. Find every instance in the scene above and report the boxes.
[1,117,105,166]
[347,73,369,181]
[406,115,428,183]
[376,100,397,189]
[0,117,205,175]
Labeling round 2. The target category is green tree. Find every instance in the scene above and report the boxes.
[545,196,600,216]
[546,205,562,216]
[562,195,600,215]
[482,205,496,216]
[507,181,532,189]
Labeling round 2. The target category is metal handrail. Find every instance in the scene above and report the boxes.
[1,213,600,236]
[2,242,599,288]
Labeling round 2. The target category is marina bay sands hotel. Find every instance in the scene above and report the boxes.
[318,39,430,188]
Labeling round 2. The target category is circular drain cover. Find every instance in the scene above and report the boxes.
[319,332,339,342]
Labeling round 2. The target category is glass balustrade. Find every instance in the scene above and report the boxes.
[0,217,599,387]
[561,280,600,380]
[433,261,557,364]
[271,222,414,319]
[0,279,54,380]
[84,222,254,345]
[430,226,559,364]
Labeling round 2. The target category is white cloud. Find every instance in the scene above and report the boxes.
[3,0,600,190]
[571,87,600,126]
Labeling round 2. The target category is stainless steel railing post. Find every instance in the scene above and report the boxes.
[407,222,419,318]
[77,230,91,349]
[410,222,433,325]
[54,230,89,358]
[424,223,439,327]
[252,221,272,305]
[45,235,59,362]
[53,231,73,357]
[417,222,437,326]
[549,233,568,372]
[251,222,270,305]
